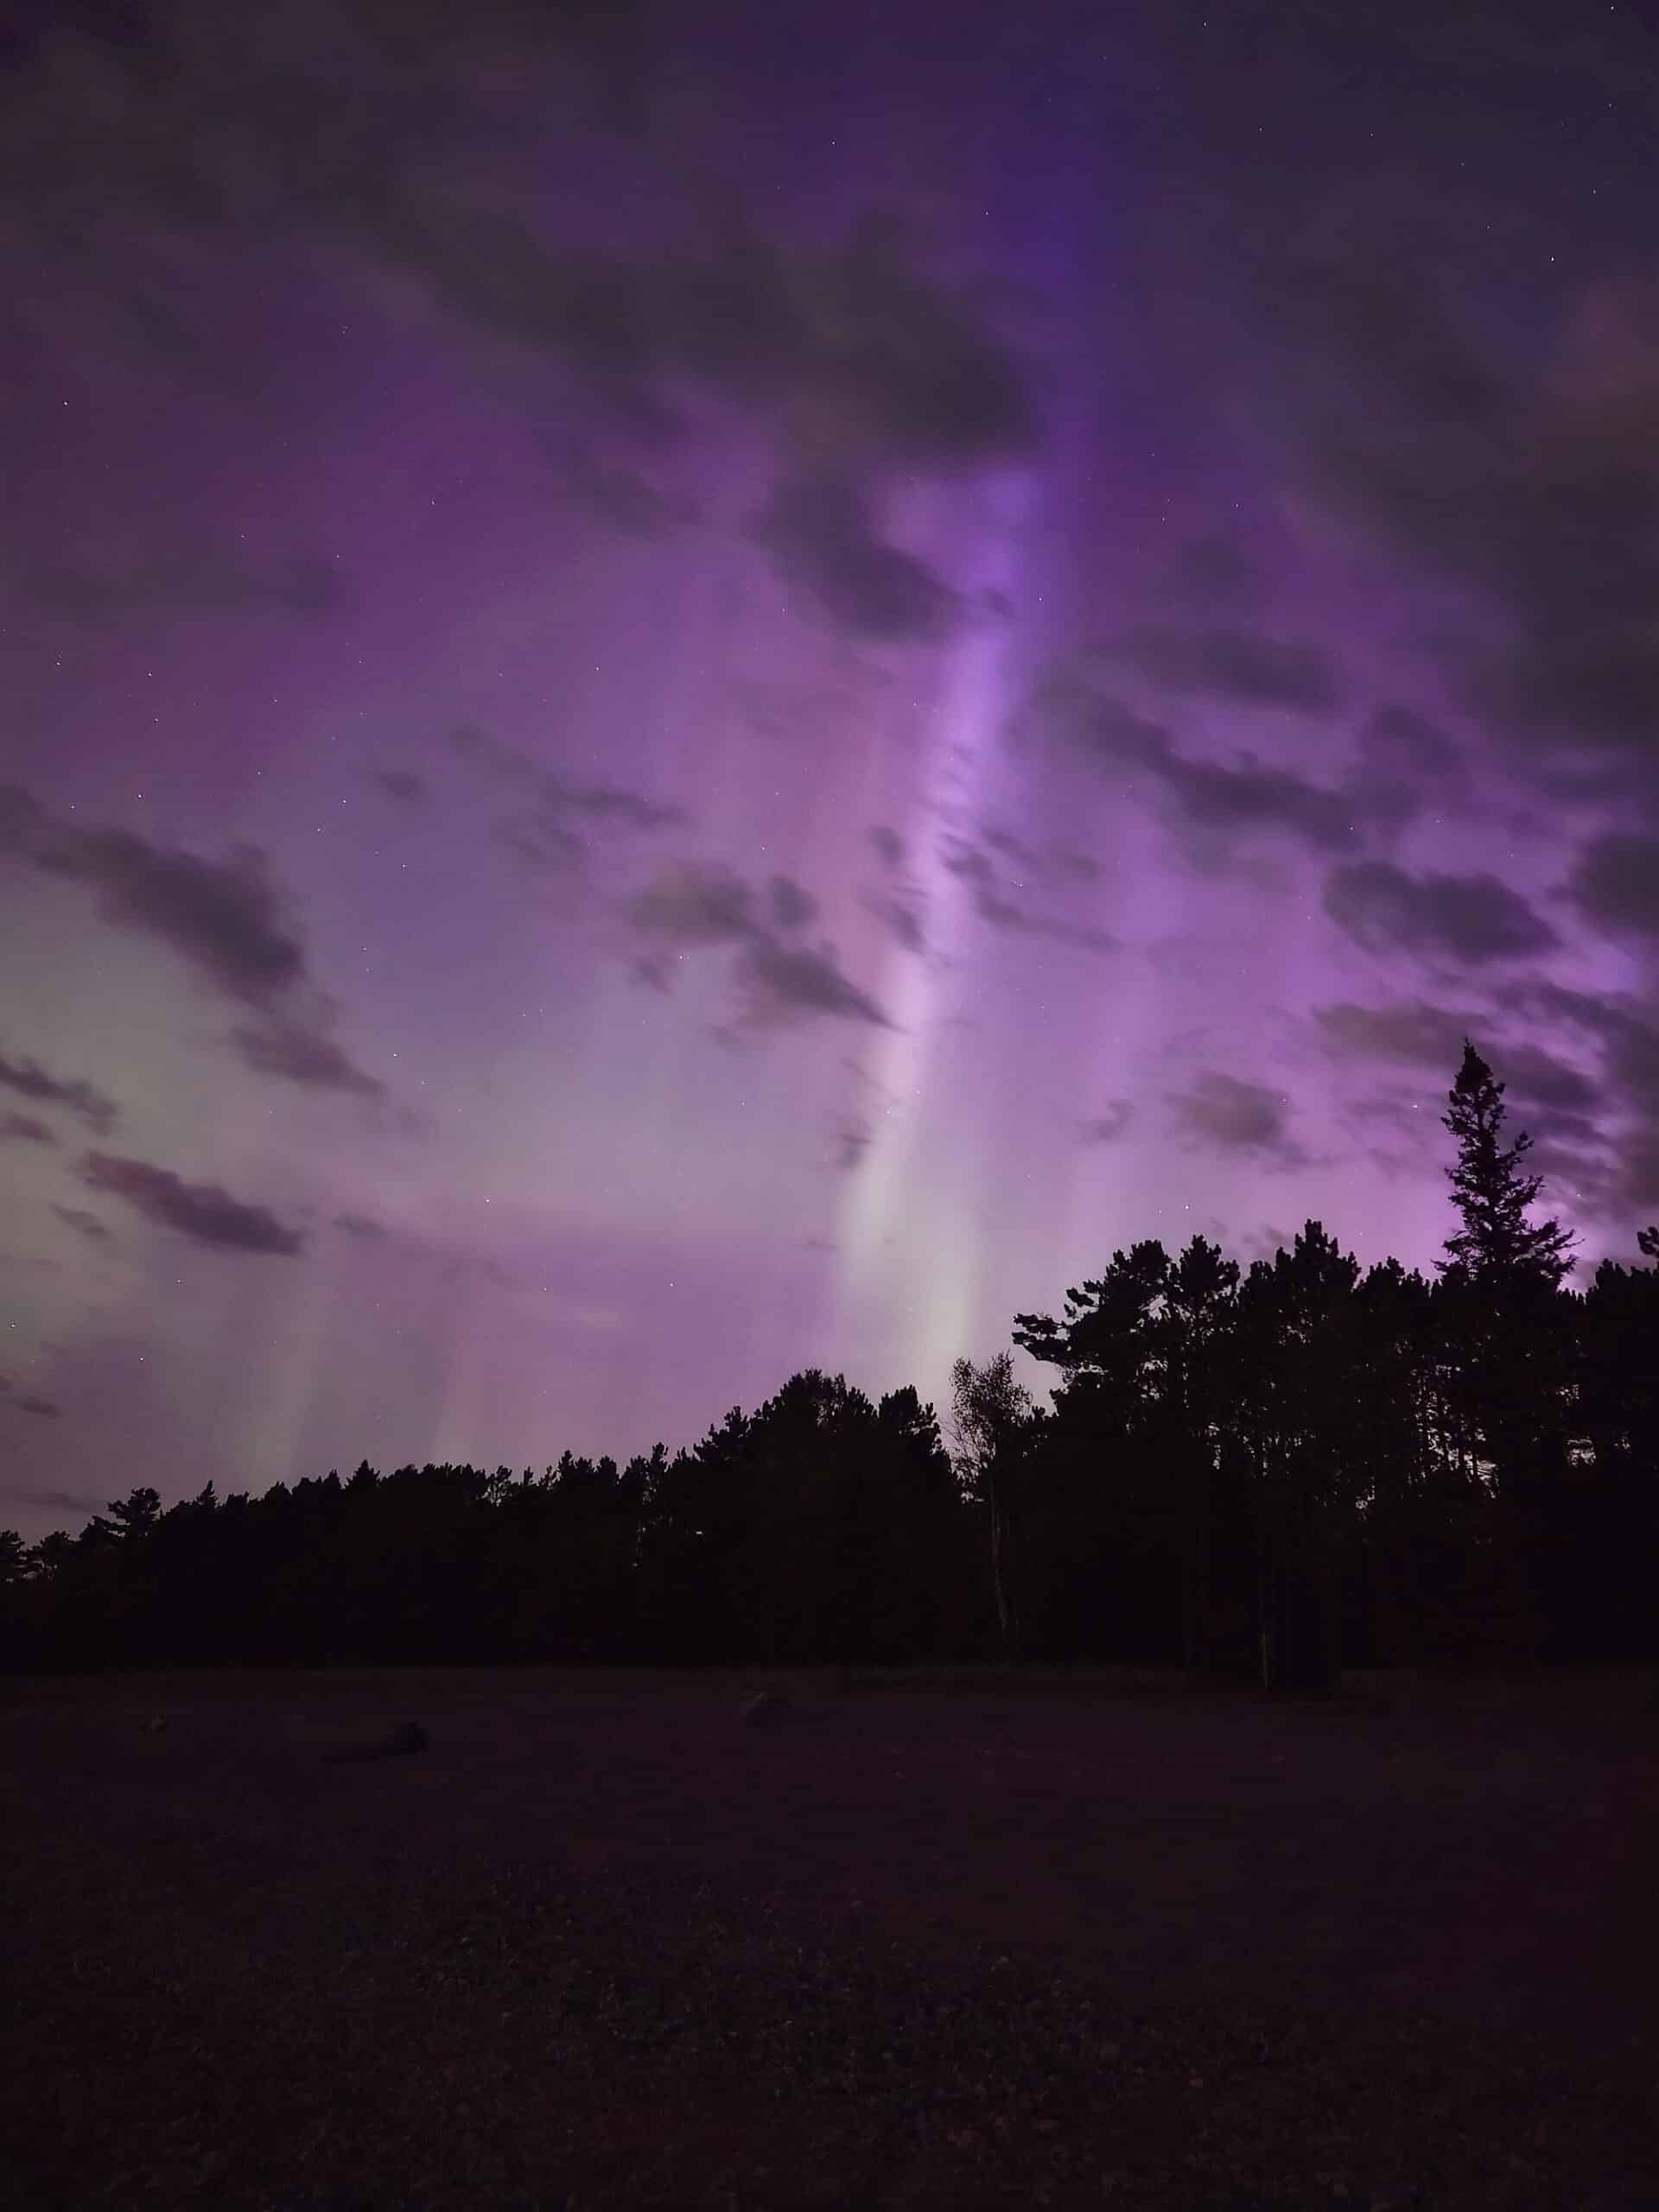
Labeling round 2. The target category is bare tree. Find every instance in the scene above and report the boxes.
[950,1351,1033,1662]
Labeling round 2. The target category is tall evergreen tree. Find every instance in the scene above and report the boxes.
[1437,1042,1573,1664]
[1439,1041,1574,1293]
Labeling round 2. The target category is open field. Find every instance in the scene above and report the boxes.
[3,1667,1656,2209]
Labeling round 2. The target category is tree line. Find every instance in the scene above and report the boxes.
[3,1044,1655,1687]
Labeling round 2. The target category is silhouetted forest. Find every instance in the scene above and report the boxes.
[4,1046,1656,1687]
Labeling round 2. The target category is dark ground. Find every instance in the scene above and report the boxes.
[3,1666,1656,2209]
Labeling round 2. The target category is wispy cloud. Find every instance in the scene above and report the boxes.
[52,1205,111,1244]
[626,859,892,1033]
[1080,1100,1134,1144]
[80,1154,306,1255]
[939,841,1114,953]
[0,787,380,1097]
[0,1112,57,1146]
[1108,625,1343,714]
[1167,1071,1305,1167]
[1323,861,1559,963]
[0,1046,118,1135]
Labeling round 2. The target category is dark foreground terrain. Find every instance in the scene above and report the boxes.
[3,1666,1656,2210]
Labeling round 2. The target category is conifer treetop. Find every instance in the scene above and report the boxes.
[1439,1040,1574,1292]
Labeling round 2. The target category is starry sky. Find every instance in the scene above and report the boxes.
[4,0,1659,1538]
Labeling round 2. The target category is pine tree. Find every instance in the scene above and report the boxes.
[1435,1043,1573,1665]
[1439,1041,1574,1293]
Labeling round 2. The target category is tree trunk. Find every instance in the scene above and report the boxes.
[1182,1451,1212,1675]
[988,1484,1018,1662]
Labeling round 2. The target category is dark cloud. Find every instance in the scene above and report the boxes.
[230,1017,385,1097]
[2,1389,61,1419]
[734,934,891,1032]
[0,785,48,849]
[1521,1103,1611,1156]
[832,1120,872,1172]
[51,1205,111,1243]
[1344,705,1471,838]
[1315,999,1471,1071]
[9,804,302,1002]
[558,448,702,535]
[1,1484,102,1516]
[940,841,1114,953]
[982,827,1102,886]
[1567,834,1659,940]
[1359,706,1468,798]
[1109,626,1343,714]
[863,827,927,951]
[1512,1136,1615,1222]
[1502,979,1639,1046]
[1505,974,1659,1118]
[1035,681,1359,853]
[0,787,382,1096]
[5,0,1039,638]
[871,894,927,956]
[1455,978,1659,1221]
[372,210,664,406]
[1080,1100,1134,1144]
[17,1395,63,1420]
[4,0,1037,475]
[2,0,648,314]
[730,673,867,749]
[21,553,339,624]
[79,1153,306,1255]
[562,783,686,831]
[353,213,1039,644]
[626,861,758,944]
[794,212,1039,468]
[941,843,1023,928]
[1171,534,1260,607]
[333,1211,388,1240]
[1323,861,1559,963]
[436,203,1036,467]
[1051,846,1101,883]
[449,724,685,880]
[767,875,817,931]
[757,473,958,644]
[500,820,588,876]
[1607,1017,1659,1120]
[369,768,425,803]
[626,859,891,1031]
[1252,232,1659,779]
[1,1111,57,1145]
[1606,1045,1659,1217]
[1487,1046,1601,1118]
[628,953,674,993]
[1620,1131,1659,1211]
[438,1252,518,1291]
[1168,1071,1304,1166]
[1165,750,1359,853]
[1317,1000,1599,1120]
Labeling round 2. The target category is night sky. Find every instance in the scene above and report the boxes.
[4,0,1659,1539]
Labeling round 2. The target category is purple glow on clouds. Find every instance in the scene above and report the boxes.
[3,0,1658,1535]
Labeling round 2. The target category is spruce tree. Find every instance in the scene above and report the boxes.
[1433,1044,1573,1662]
[1439,1041,1574,1293]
